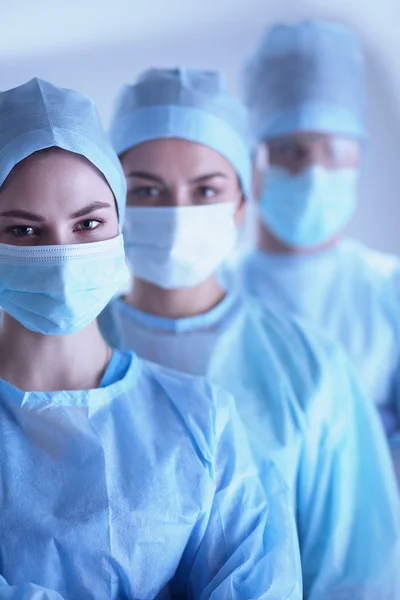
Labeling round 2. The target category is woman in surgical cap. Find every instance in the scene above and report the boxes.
[231,19,400,484]
[101,67,400,599]
[0,78,303,600]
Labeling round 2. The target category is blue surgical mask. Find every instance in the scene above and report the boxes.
[0,235,130,335]
[258,166,359,248]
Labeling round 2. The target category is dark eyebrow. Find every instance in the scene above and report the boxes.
[126,171,228,185]
[0,209,46,222]
[189,173,228,184]
[69,201,112,219]
[126,171,164,184]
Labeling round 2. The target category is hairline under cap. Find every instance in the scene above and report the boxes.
[0,128,127,227]
[257,104,367,143]
[110,104,252,198]
[0,77,127,228]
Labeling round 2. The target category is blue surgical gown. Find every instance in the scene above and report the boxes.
[0,349,302,600]
[225,239,400,462]
[100,295,400,599]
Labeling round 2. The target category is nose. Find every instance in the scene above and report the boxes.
[39,228,69,246]
[166,187,191,207]
[304,144,327,169]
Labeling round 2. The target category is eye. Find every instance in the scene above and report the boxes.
[8,225,38,238]
[130,187,161,198]
[74,219,104,232]
[272,143,291,155]
[198,186,217,199]
[272,142,305,161]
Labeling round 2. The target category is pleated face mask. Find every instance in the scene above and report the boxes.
[123,203,237,289]
[0,235,130,335]
[258,165,359,248]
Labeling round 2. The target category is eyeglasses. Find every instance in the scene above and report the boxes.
[258,134,360,173]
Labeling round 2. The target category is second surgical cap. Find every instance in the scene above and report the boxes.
[0,78,127,225]
[243,20,367,142]
[109,68,252,197]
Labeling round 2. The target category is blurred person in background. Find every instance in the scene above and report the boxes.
[100,67,400,599]
[225,19,400,482]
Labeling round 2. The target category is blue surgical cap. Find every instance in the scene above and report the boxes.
[109,68,252,197]
[243,20,367,142]
[0,78,126,225]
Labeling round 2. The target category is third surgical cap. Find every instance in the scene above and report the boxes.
[109,68,252,197]
[0,78,126,225]
[243,20,367,142]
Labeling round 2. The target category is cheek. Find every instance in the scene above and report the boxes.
[126,193,143,208]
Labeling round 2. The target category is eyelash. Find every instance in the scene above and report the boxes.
[198,186,218,198]
[7,226,39,238]
[129,186,220,200]
[7,219,105,238]
[130,187,161,198]
[73,218,105,232]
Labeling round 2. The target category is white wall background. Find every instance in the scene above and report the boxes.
[1,0,400,252]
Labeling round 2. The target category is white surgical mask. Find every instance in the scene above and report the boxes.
[0,235,130,335]
[258,166,359,248]
[123,203,237,289]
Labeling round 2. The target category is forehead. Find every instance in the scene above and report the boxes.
[120,138,238,176]
[1,148,108,191]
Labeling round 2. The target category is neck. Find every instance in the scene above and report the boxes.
[0,314,111,392]
[256,219,341,255]
[125,275,226,319]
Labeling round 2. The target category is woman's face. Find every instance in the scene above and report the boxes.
[0,149,119,246]
[120,138,244,221]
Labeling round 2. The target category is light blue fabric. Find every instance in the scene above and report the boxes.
[101,294,400,598]
[228,239,400,438]
[258,166,358,247]
[106,290,237,333]
[0,349,302,599]
[99,348,131,387]
[0,78,126,226]
[0,236,130,335]
[230,240,400,421]
[243,20,367,142]
[99,294,242,377]
[109,68,252,197]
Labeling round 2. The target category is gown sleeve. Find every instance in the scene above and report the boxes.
[173,387,303,600]
[295,332,400,599]
[0,577,64,600]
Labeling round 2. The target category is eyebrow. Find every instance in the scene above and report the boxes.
[126,171,228,184]
[0,201,112,223]
[0,209,46,222]
[69,201,112,219]
[126,171,164,184]
[189,173,228,184]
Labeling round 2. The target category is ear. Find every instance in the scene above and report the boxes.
[234,193,246,226]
